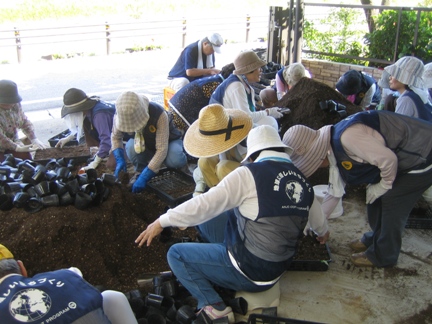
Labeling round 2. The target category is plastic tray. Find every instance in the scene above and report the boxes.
[48,129,79,147]
[248,314,322,324]
[287,238,332,271]
[406,207,432,229]
[146,168,195,207]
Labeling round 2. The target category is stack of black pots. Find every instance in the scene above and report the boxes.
[125,271,249,324]
[0,153,116,213]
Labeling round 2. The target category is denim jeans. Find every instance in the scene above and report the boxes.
[363,168,432,267]
[167,242,273,309]
[125,138,187,172]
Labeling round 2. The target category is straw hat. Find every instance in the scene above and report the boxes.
[61,88,98,118]
[423,63,432,88]
[115,92,150,132]
[0,80,22,104]
[242,125,292,162]
[184,104,252,158]
[233,50,266,75]
[282,125,332,178]
[384,56,424,88]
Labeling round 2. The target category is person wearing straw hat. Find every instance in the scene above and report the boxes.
[282,110,432,268]
[111,91,186,193]
[210,50,284,130]
[135,109,329,323]
[335,69,381,110]
[0,244,138,324]
[259,62,310,108]
[57,88,116,170]
[384,56,432,121]
[0,80,47,162]
[168,33,224,91]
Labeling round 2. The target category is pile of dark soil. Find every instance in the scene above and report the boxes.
[276,77,363,135]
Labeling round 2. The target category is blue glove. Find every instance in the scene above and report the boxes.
[132,167,156,193]
[113,148,127,178]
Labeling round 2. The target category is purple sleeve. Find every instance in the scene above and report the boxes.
[92,112,113,158]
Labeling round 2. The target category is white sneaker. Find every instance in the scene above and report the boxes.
[200,305,235,323]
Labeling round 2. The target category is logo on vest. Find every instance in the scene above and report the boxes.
[341,161,352,170]
[149,125,156,133]
[9,288,52,322]
[285,180,305,203]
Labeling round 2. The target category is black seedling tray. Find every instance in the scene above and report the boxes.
[406,206,432,229]
[146,168,195,207]
[287,235,332,271]
[48,129,78,147]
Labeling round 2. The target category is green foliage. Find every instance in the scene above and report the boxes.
[303,8,368,65]
[365,9,432,66]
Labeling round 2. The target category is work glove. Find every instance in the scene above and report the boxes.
[81,155,106,172]
[366,182,389,204]
[266,108,283,119]
[31,138,48,149]
[132,167,156,193]
[113,148,127,179]
[55,134,75,148]
[15,144,38,153]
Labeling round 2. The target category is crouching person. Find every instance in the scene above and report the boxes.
[111,91,187,193]
[135,105,329,323]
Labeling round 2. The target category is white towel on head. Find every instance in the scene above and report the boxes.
[197,39,214,69]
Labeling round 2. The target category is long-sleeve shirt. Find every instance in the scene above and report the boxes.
[0,103,36,152]
[85,110,113,159]
[111,111,170,173]
[159,151,328,236]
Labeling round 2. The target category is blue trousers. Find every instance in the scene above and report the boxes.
[362,168,432,267]
[125,138,186,172]
[167,211,273,309]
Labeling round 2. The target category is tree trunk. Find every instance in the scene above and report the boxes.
[361,0,376,33]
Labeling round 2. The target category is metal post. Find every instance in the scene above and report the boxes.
[14,27,22,64]
[182,18,187,48]
[105,22,110,55]
[246,14,250,43]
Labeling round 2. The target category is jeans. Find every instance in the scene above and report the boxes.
[125,138,186,172]
[167,242,273,309]
[362,168,432,267]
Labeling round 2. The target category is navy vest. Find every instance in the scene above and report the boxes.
[85,100,116,140]
[354,73,381,106]
[331,110,432,185]
[210,75,255,111]
[225,160,313,281]
[122,102,182,149]
[0,270,109,323]
[402,90,432,122]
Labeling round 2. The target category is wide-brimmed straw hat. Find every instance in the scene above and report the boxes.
[61,88,98,118]
[423,63,432,88]
[115,92,150,132]
[184,104,253,158]
[282,125,332,178]
[233,50,266,75]
[384,56,424,88]
[0,80,22,104]
[242,125,292,162]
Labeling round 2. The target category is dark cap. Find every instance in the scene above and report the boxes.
[61,88,97,118]
[335,70,362,96]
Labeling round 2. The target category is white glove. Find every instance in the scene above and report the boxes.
[31,138,48,150]
[366,182,389,204]
[55,134,75,148]
[16,144,37,153]
[266,108,283,119]
[82,155,106,170]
